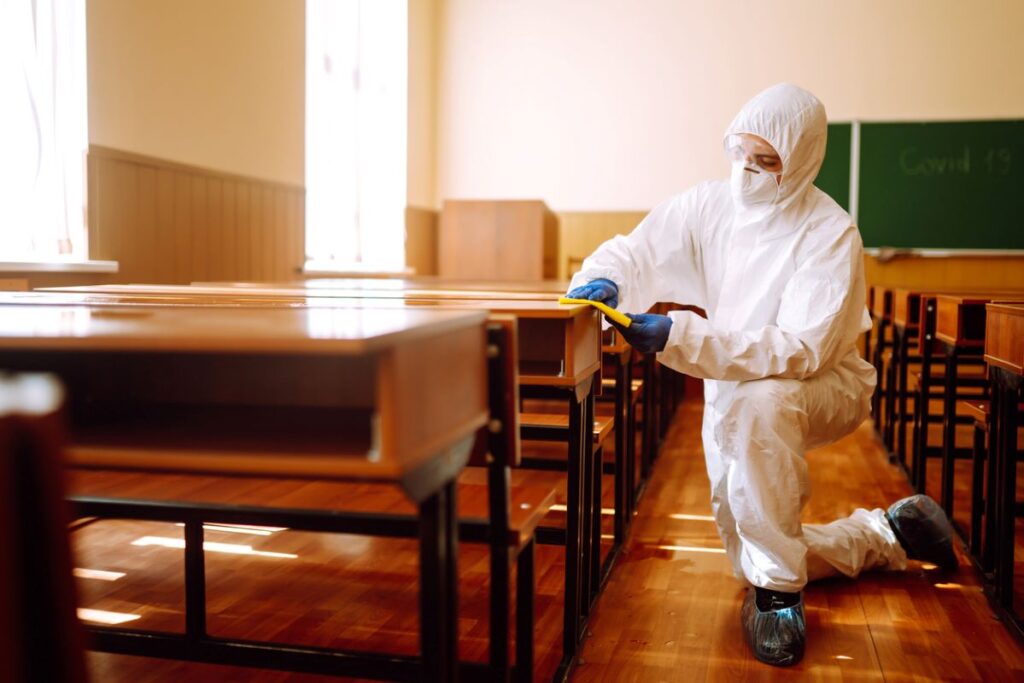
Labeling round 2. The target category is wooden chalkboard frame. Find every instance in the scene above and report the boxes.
[814,122,852,212]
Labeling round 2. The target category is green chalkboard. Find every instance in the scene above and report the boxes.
[857,121,1024,249]
[814,122,851,211]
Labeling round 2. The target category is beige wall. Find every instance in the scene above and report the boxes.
[87,0,305,186]
[88,0,436,204]
[408,0,439,208]
[436,0,1024,211]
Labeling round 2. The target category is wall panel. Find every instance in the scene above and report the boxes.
[87,146,306,284]
[557,211,1024,293]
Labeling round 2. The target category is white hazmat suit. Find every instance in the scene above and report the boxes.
[570,84,907,593]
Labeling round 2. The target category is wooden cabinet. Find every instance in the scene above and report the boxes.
[439,200,558,281]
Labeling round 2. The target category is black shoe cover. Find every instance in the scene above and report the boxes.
[741,588,806,667]
[886,494,957,570]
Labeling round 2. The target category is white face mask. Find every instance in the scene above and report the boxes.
[730,161,780,220]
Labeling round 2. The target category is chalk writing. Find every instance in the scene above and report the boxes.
[899,146,1012,176]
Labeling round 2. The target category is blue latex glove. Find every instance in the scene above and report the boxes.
[612,313,672,353]
[565,278,619,309]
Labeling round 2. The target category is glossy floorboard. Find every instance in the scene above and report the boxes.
[82,398,1024,681]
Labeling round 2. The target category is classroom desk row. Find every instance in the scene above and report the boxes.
[0,302,491,682]
[983,303,1024,639]
[866,287,1024,640]
[25,280,673,535]
[0,281,685,682]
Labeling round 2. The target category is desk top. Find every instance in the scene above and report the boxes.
[196,277,573,294]
[934,294,1024,347]
[0,302,490,489]
[0,303,488,355]
[891,287,1024,329]
[36,285,594,319]
[48,283,564,303]
[6,290,603,388]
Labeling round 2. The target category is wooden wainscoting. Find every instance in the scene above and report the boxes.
[864,254,1024,290]
[87,146,305,284]
[405,206,439,276]
[557,210,1024,292]
[556,211,646,280]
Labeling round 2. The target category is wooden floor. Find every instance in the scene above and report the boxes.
[80,396,1024,681]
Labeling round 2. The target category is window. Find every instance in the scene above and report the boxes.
[305,0,407,272]
[0,0,88,261]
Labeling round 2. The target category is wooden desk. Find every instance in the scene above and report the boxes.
[984,302,1024,641]
[38,286,602,390]
[202,276,644,500]
[887,287,1020,474]
[24,286,603,679]
[199,277,644,523]
[932,295,1024,534]
[0,303,489,681]
[985,303,1024,375]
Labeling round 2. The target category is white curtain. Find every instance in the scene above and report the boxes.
[0,0,88,261]
[305,0,407,271]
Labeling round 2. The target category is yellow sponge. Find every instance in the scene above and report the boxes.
[558,297,632,327]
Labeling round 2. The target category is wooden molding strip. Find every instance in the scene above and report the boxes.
[89,145,305,194]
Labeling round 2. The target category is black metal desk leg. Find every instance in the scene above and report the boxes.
[579,390,594,618]
[983,391,1000,572]
[625,355,637,519]
[184,520,207,640]
[884,326,902,453]
[487,466,512,682]
[614,359,628,543]
[641,355,656,481]
[940,346,959,515]
[911,341,935,492]
[871,318,889,431]
[896,328,912,463]
[560,389,585,666]
[994,373,1020,609]
[970,418,986,559]
[419,482,459,683]
[514,539,535,683]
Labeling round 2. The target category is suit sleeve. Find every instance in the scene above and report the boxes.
[657,223,866,381]
[568,187,707,316]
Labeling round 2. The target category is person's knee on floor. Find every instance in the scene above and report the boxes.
[715,379,811,593]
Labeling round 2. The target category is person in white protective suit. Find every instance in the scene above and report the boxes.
[566,83,957,667]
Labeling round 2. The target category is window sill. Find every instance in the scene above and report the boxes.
[0,260,120,274]
[303,260,414,278]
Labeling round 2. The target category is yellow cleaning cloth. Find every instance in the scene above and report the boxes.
[558,297,632,328]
